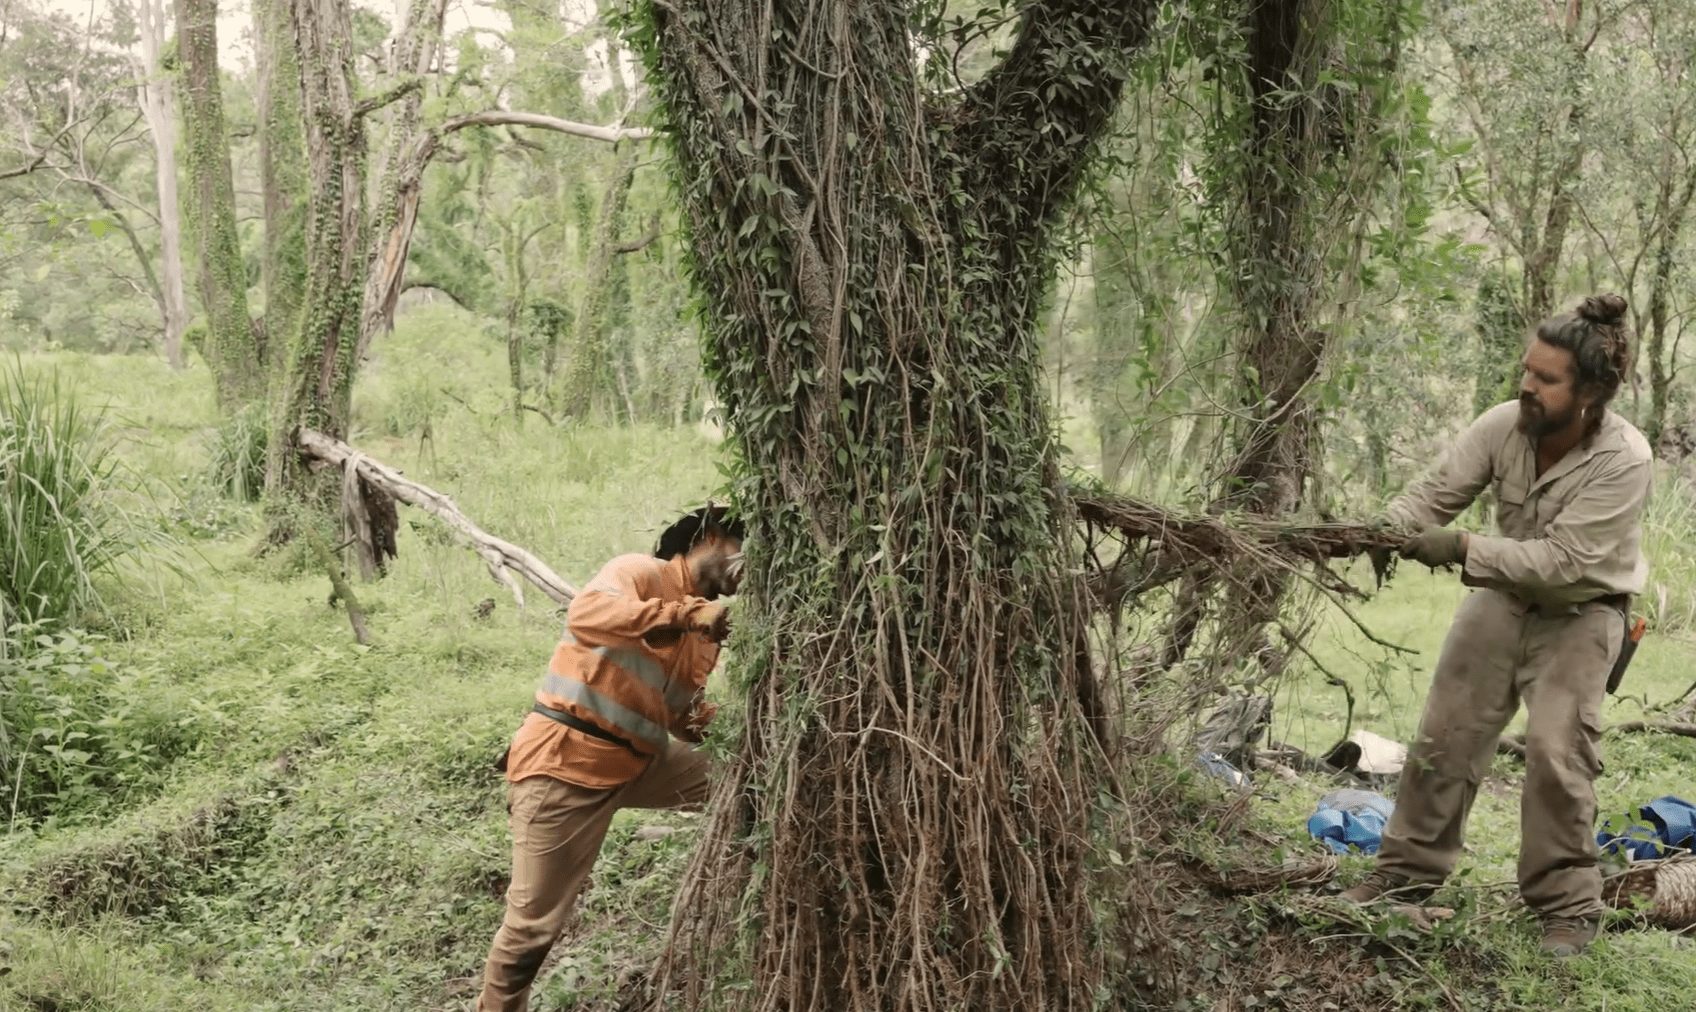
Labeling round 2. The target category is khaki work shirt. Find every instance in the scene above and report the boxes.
[1386,401,1653,608]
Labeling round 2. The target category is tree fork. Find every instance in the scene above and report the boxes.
[631,0,1158,1007]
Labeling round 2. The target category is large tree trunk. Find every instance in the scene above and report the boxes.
[255,0,308,375]
[133,0,188,370]
[267,0,374,498]
[176,0,263,411]
[633,1,1157,1008]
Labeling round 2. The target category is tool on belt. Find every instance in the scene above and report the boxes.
[1607,611,1648,695]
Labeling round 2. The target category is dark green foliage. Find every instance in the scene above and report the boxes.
[0,627,202,828]
[0,363,128,631]
[1472,268,1527,416]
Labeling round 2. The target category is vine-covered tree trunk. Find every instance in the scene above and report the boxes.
[266,0,373,497]
[133,0,188,370]
[559,145,638,418]
[1091,225,1138,488]
[1643,171,1695,447]
[255,0,308,375]
[630,0,1157,1007]
[176,0,264,409]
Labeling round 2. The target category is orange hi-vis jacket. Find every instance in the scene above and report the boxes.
[504,553,723,788]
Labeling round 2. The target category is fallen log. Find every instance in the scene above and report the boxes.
[297,428,579,607]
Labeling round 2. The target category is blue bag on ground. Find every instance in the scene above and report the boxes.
[1597,795,1696,860]
[1308,789,1396,855]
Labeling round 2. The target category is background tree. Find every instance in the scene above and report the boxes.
[127,0,188,369]
[176,0,264,408]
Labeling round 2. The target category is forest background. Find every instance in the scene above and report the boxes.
[3,0,1696,1008]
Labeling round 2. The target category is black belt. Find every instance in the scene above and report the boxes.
[1521,592,1630,615]
[1594,593,1631,613]
[532,703,646,757]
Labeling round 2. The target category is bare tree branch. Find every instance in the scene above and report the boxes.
[613,215,663,254]
[297,428,579,607]
[353,76,423,119]
[438,109,654,143]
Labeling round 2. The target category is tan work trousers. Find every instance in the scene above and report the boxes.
[1377,588,1623,919]
[476,740,709,1012]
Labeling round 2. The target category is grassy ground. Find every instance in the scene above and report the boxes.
[4,311,1695,1010]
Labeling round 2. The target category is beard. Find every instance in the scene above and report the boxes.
[1517,396,1576,437]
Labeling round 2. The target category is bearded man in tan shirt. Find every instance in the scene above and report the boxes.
[1342,294,1652,958]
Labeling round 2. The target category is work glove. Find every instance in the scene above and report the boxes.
[691,602,733,643]
[1399,527,1467,570]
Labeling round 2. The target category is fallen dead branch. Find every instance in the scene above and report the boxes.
[1183,854,1338,895]
[308,530,373,645]
[297,428,579,607]
[1611,721,1696,739]
[1500,721,1696,764]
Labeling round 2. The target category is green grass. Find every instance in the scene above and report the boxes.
[2,306,1694,1011]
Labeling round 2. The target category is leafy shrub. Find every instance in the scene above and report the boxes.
[0,626,201,828]
[0,361,130,631]
[204,404,269,502]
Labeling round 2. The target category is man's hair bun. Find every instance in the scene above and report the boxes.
[1577,292,1628,326]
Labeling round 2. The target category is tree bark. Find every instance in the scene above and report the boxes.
[633,0,1158,1007]
[267,0,371,498]
[255,0,308,375]
[176,0,264,410]
[133,0,188,370]
[559,145,638,418]
[356,0,448,365]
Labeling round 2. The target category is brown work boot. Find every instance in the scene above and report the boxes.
[1539,915,1598,958]
[1338,869,1434,904]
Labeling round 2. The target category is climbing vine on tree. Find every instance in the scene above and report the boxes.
[624,0,1158,1007]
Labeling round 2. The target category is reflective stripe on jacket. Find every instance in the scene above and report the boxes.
[506,553,721,788]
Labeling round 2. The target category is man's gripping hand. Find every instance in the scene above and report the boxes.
[1400,527,1468,570]
[691,602,733,643]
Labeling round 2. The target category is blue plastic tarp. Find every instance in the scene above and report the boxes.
[1308,789,1396,856]
[1598,795,1696,861]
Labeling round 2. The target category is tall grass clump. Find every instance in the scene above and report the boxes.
[0,361,128,635]
[1642,467,1696,634]
[204,404,268,501]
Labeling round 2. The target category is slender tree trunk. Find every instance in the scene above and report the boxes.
[84,183,169,330]
[133,0,187,369]
[255,0,308,375]
[357,0,448,364]
[633,1,1157,1007]
[176,0,263,410]
[559,145,638,418]
[1090,230,1136,487]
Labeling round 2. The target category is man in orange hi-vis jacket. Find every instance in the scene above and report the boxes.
[475,505,744,1012]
